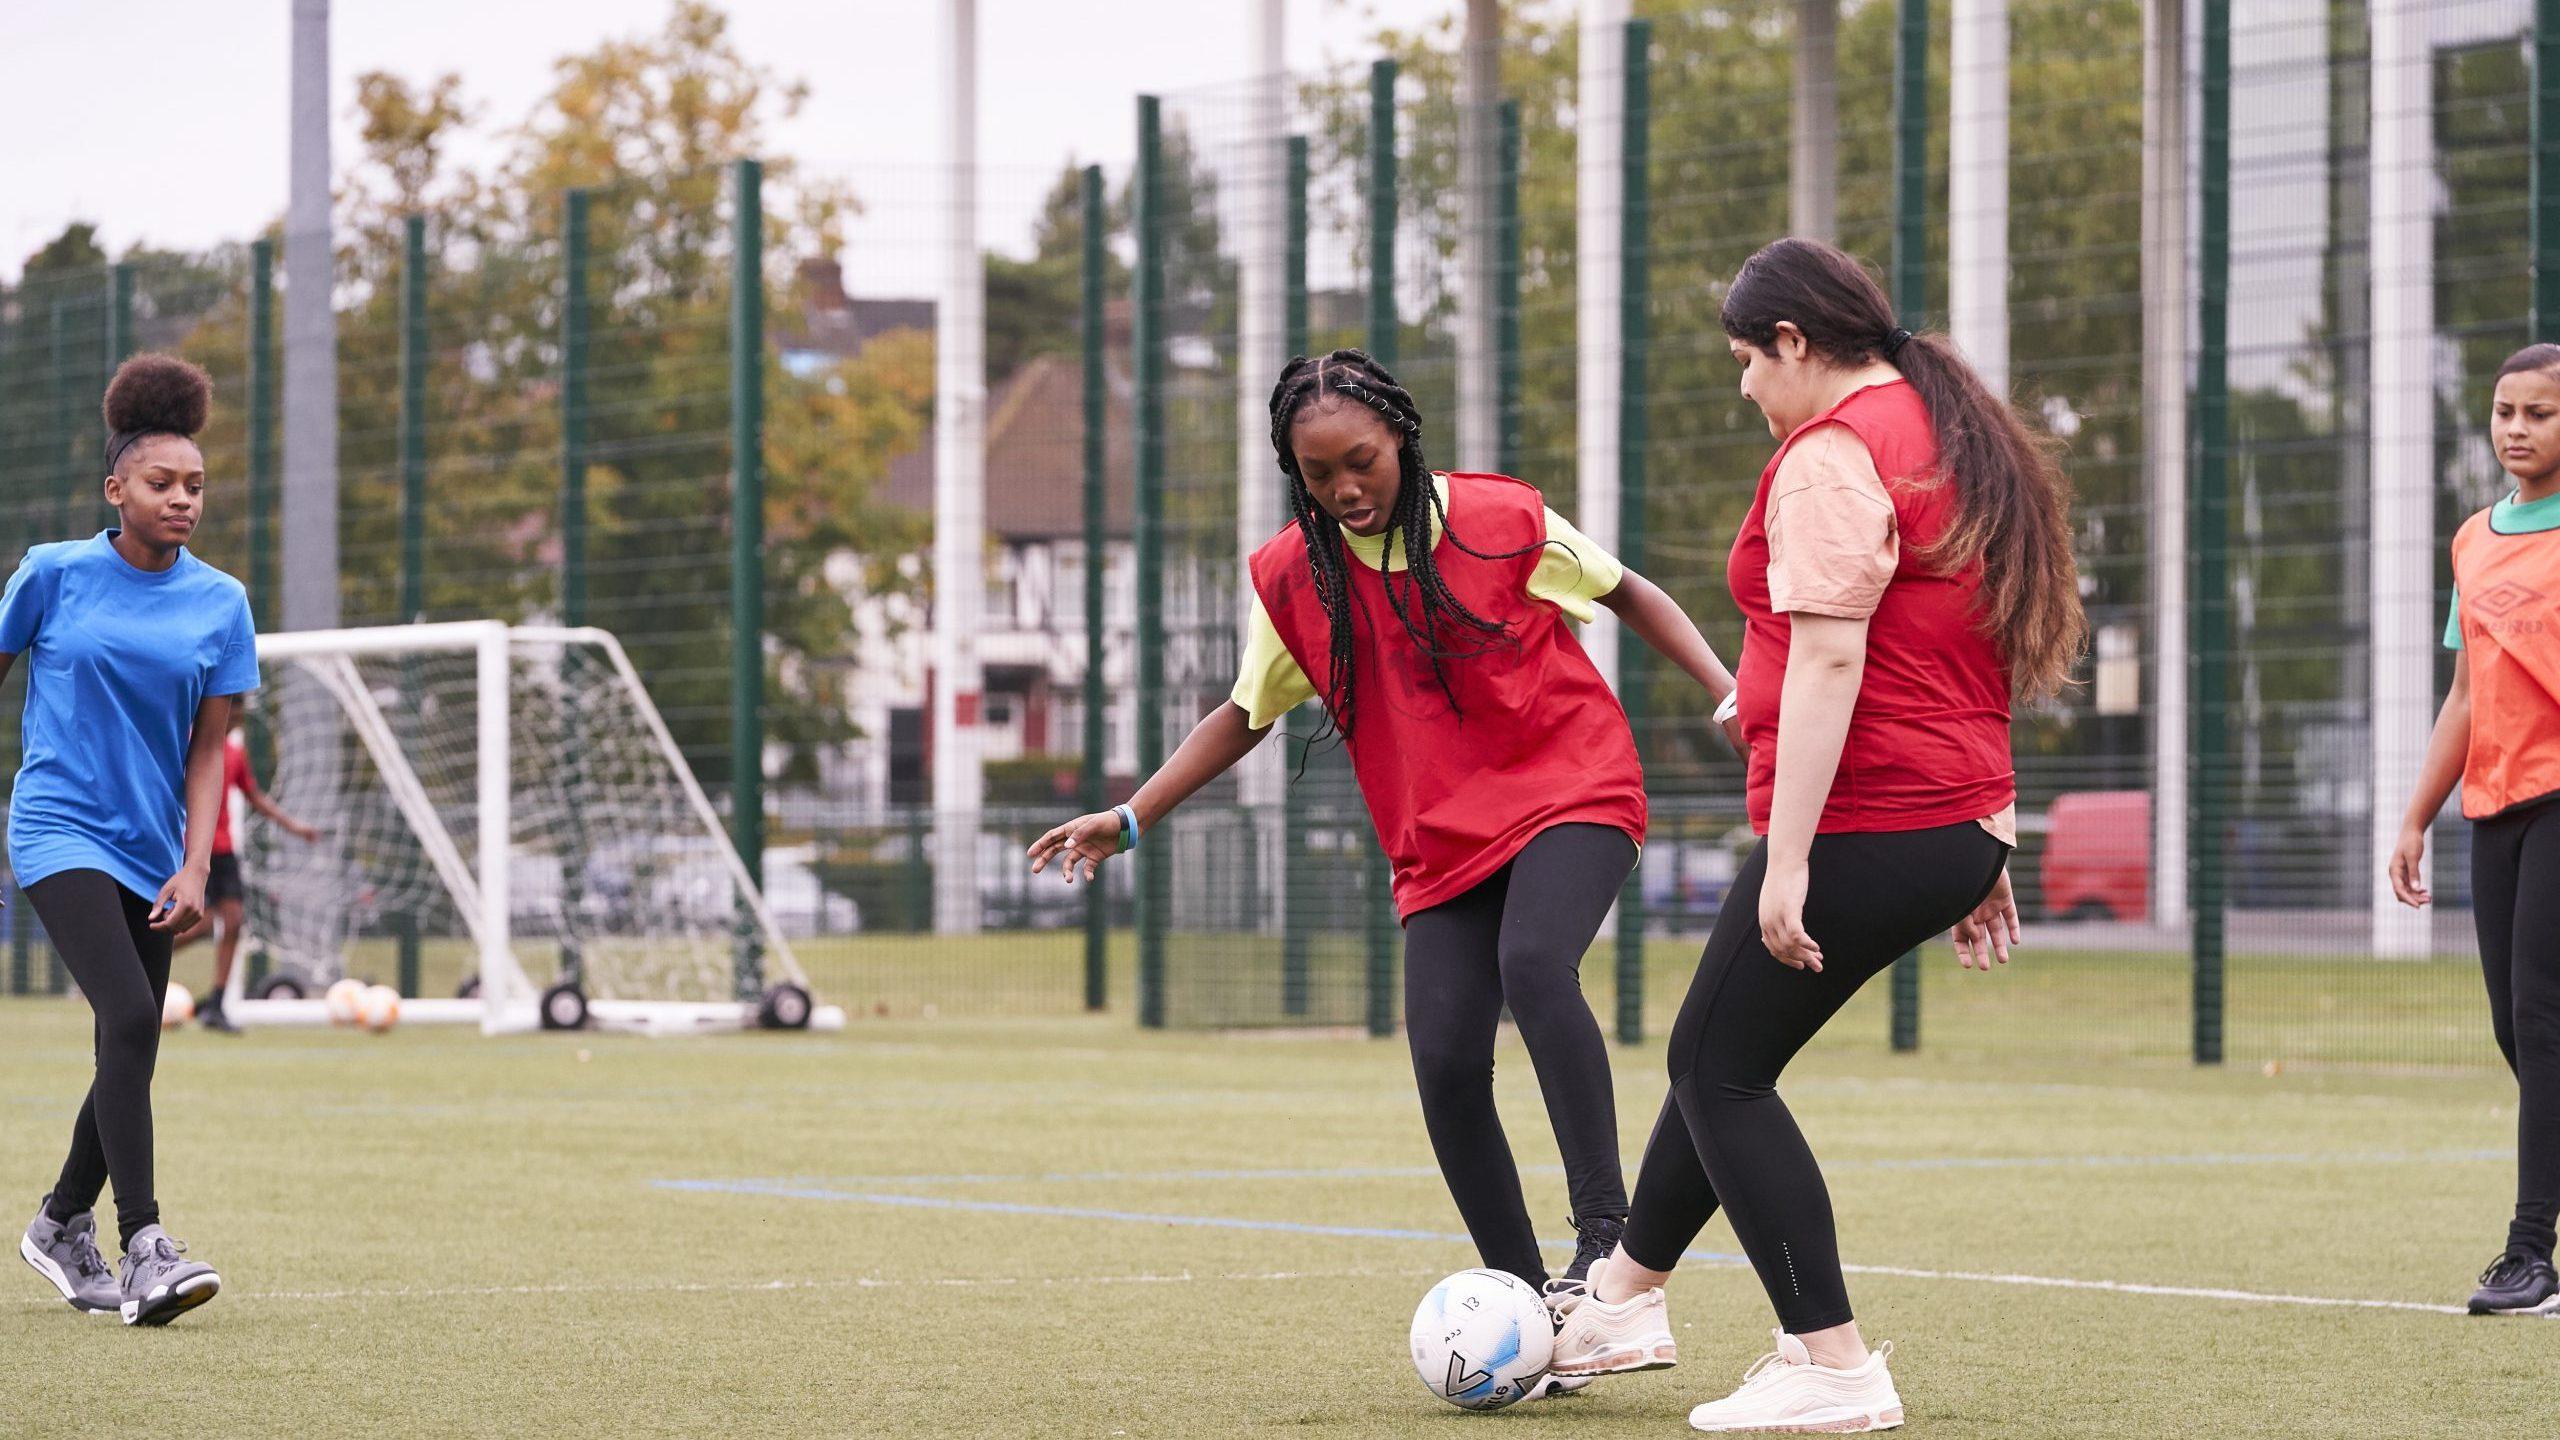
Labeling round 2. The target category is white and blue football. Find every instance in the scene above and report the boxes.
[1408,1268,1554,1411]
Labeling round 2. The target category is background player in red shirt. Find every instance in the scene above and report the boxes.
[1553,239,2086,1433]
[1030,350,1738,1352]
[177,726,317,1032]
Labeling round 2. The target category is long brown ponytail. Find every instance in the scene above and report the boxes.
[1720,238,2087,703]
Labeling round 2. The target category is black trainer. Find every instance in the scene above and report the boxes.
[2466,1248,2559,1315]
[1562,1212,1625,1289]
[198,998,239,1035]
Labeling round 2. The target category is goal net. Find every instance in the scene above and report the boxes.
[227,621,835,1035]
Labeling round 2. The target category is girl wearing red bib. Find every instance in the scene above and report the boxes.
[1030,350,1739,1325]
[1552,240,2085,1433]
[2390,342,2560,1317]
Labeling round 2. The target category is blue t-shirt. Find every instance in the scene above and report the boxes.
[1,533,261,901]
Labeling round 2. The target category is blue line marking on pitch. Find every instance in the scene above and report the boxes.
[649,1178,1750,1265]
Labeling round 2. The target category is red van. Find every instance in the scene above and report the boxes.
[2040,791,2150,922]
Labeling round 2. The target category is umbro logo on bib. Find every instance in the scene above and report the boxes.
[2474,580,2545,618]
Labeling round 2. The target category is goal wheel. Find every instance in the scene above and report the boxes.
[756,983,813,1031]
[254,973,308,1001]
[456,974,481,1000]
[539,982,589,1031]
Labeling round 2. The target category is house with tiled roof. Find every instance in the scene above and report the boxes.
[787,260,1137,814]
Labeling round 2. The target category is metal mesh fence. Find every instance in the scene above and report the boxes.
[3,1,2551,1068]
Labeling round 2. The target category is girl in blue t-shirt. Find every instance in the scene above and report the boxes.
[5,355,254,1326]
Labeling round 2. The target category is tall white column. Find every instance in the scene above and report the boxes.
[1949,0,2009,394]
[2369,0,2434,958]
[1792,0,1840,242]
[2141,0,2189,926]
[1456,0,1501,470]
[284,0,338,633]
[1236,0,1288,926]
[1578,0,1629,694]
[932,0,987,935]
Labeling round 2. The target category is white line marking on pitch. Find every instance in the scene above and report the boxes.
[660,1177,2484,1319]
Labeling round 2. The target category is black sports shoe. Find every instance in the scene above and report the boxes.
[198,999,239,1035]
[1562,1213,1625,1289]
[2466,1248,2559,1315]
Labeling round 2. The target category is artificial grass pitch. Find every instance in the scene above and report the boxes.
[0,996,2546,1437]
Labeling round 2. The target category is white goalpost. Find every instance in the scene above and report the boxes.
[223,621,842,1035]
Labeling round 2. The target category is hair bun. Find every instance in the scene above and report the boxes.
[103,354,212,439]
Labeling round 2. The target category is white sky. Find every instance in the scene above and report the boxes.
[0,0,1459,284]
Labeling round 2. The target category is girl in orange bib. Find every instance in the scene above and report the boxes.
[2391,341,2560,1316]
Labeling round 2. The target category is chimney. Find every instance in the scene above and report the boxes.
[799,256,851,315]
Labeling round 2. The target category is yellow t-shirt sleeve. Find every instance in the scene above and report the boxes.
[1231,595,1320,730]
[1528,507,1625,623]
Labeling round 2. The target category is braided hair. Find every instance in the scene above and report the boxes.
[1267,348,1546,750]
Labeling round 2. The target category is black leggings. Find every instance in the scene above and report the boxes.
[29,870,173,1250]
[1622,823,2008,1332]
[1403,823,1637,1289]
[2470,800,2560,1260]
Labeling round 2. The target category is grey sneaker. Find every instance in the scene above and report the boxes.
[118,1225,220,1326]
[20,1205,120,1314]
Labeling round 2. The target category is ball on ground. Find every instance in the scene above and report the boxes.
[324,977,366,1026]
[356,984,401,1033]
[1409,1268,1553,1411]
[160,982,194,1030]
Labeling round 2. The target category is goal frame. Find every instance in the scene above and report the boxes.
[224,620,839,1035]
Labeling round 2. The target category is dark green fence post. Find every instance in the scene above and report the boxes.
[1281,134,1315,1019]
[108,263,134,365]
[48,300,70,544]
[2,307,19,991]
[1495,100,1522,478]
[248,239,279,639]
[46,299,69,996]
[903,808,932,932]
[1614,20,1652,1045]
[104,266,133,531]
[1134,97,1169,1030]
[2191,0,2230,1066]
[243,240,277,992]
[2538,0,2560,337]
[394,213,429,996]
[1363,58,1401,1041]
[1080,162,1111,1013]
[729,158,767,1000]
[562,190,592,631]
[558,188,593,992]
[398,217,428,626]
[1886,0,1928,1054]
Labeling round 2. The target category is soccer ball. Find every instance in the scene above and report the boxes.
[1409,1268,1554,1411]
[160,982,194,1030]
[324,978,366,1026]
[356,984,401,1034]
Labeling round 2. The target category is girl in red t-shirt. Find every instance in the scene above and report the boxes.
[1030,350,1738,1350]
[1553,239,2086,1433]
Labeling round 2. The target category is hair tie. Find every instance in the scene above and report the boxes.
[1883,327,1913,359]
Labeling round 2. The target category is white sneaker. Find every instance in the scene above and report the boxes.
[1526,1373,1595,1400]
[1549,1263,1678,1377]
[1688,1330,1903,1433]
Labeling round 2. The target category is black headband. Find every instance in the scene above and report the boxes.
[104,429,164,471]
[1883,327,1913,359]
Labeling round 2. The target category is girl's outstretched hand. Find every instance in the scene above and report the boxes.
[1028,813,1127,884]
